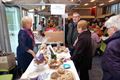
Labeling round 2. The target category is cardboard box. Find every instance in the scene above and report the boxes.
[0,53,16,71]
[45,31,64,43]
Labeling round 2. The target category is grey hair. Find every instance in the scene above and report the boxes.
[73,12,80,16]
[105,14,120,30]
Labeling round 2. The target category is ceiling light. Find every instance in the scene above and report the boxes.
[99,3,104,6]
[108,0,115,3]
[84,3,89,6]
[2,0,12,3]
[71,0,74,2]
[90,0,95,2]
[29,9,34,12]
[93,6,96,8]
[40,0,46,10]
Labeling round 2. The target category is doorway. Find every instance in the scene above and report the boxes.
[5,7,20,56]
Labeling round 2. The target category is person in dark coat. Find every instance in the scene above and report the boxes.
[71,20,93,80]
[101,14,120,80]
[67,12,80,55]
[17,16,36,73]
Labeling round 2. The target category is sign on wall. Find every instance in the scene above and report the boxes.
[51,4,65,15]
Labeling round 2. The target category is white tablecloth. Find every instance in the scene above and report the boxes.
[21,47,80,80]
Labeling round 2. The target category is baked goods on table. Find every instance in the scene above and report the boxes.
[63,70,74,80]
[53,46,68,53]
[40,43,47,50]
[50,68,74,80]
[48,59,62,69]
[34,53,48,65]
[51,72,60,79]
[39,43,47,54]
[57,68,65,74]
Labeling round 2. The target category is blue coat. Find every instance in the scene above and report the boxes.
[17,29,34,72]
[102,31,120,80]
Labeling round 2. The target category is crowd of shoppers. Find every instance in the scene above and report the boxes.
[66,12,120,80]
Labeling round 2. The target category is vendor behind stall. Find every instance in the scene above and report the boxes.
[17,16,36,73]
[45,20,57,32]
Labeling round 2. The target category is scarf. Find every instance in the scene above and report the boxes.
[22,28,35,47]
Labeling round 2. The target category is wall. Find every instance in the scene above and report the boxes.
[68,7,103,18]
[96,7,103,16]
[69,8,91,16]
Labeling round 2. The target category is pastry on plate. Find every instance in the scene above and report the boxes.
[57,68,65,74]
[40,43,47,50]
[51,72,60,79]
[64,71,74,80]
[48,60,61,69]
[50,70,74,80]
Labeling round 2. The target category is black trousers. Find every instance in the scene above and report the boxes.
[79,68,89,80]
[74,61,89,80]
[68,47,74,56]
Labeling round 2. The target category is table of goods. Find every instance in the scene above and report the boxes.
[20,44,80,80]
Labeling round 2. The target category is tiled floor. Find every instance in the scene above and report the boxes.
[89,56,103,80]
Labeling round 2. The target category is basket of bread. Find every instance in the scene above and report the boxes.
[34,53,48,65]
[50,68,74,80]
[53,46,68,53]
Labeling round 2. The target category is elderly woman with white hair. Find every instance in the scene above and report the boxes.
[101,15,120,80]
[17,16,36,73]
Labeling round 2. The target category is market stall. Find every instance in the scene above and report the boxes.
[21,45,80,80]
[34,31,64,51]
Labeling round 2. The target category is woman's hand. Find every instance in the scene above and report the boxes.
[31,51,36,58]
[27,49,36,57]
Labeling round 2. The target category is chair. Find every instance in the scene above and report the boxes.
[0,65,16,74]
[0,74,13,80]
[0,53,16,73]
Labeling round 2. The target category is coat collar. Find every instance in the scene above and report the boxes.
[105,30,120,44]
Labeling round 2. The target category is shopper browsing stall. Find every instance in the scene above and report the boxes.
[71,20,93,80]
[67,12,80,55]
[101,14,120,80]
